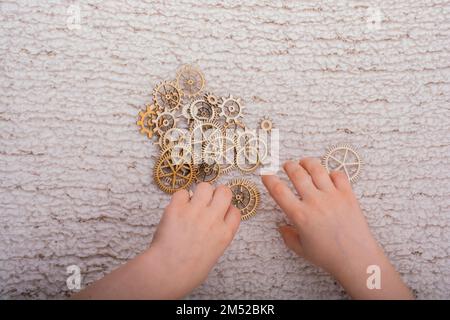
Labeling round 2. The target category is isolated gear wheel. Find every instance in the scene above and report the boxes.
[136,104,159,139]
[322,144,363,183]
[153,81,182,112]
[176,65,205,98]
[227,178,260,220]
[259,116,274,132]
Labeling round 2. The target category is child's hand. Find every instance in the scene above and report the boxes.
[262,158,413,299]
[150,183,241,298]
[74,183,241,300]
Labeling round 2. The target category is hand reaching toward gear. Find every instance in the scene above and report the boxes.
[262,158,413,300]
[73,183,241,300]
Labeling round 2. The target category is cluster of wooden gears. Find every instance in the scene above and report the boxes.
[137,65,274,220]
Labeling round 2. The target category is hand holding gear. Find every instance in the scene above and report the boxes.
[136,64,278,220]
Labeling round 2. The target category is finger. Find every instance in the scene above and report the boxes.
[283,160,317,198]
[299,158,335,191]
[224,205,241,235]
[209,185,233,216]
[191,182,214,207]
[170,189,190,206]
[278,225,304,257]
[261,174,306,225]
[330,170,352,192]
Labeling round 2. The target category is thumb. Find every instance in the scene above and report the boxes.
[278,225,304,257]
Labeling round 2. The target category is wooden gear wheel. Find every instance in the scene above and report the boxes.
[176,65,205,98]
[195,160,221,183]
[136,104,159,139]
[322,143,363,183]
[153,81,182,112]
[154,146,196,194]
[227,178,260,220]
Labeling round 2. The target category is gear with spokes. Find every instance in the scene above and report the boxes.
[259,116,274,132]
[195,160,221,183]
[189,99,216,122]
[176,65,205,98]
[153,81,182,112]
[154,147,196,194]
[322,144,363,183]
[227,178,260,220]
[152,110,178,137]
[219,94,244,124]
[158,128,191,149]
[136,104,159,139]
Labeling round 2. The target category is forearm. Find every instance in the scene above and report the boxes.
[72,247,187,300]
[331,243,414,300]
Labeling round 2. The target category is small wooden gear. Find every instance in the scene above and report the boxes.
[195,160,221,183]
[189,99,216,122]
[176,65,205,98]
[322,143,363,183]
[259,116,273,132]
[227,178,260,220]
[136,104,159,139]
[153,81,182,112]
[219,94,244,124]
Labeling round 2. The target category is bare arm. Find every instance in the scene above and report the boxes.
[73,183,241,299]
[262,158,413,300]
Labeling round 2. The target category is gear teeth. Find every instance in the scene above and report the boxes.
[153,81,182,112]
[136,104,158,139]
[226,178,260,220]
[322,143,362,183]
[176,65,205,98]
[219,94,244,124]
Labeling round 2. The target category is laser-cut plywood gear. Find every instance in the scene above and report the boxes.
[190,120,224,152]
[322,144,363,183]
[152,110,178,137]
[259,116,274,132]
[176,65,205,98]
[219,95,244,124]
[204,92,220,106]
[154,147,196,194]
[189,99,216,122]
[159,128,191,149]
[227,178,260,220]
[153,81,182,112]
[195,160,221,183]
[136,104,159,139]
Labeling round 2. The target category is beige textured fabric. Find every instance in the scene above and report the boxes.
[0,0,449,299]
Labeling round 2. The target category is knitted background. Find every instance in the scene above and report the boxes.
[0,0,449,299]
